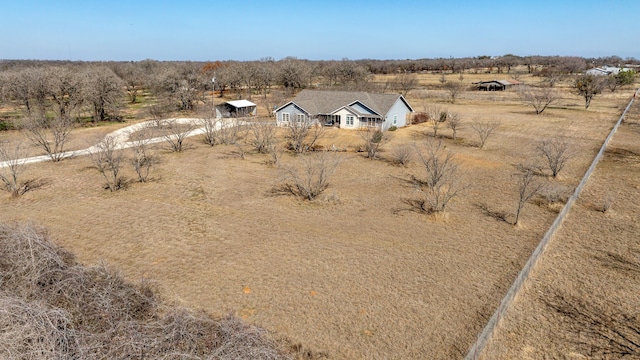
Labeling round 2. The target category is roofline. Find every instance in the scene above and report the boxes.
[347,100,382,117]
[397,95,415,113]
[273,101,311,115]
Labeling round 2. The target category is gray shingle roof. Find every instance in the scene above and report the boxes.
[280,90,410,117]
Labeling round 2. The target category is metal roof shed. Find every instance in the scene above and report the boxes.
[215,100,257,118]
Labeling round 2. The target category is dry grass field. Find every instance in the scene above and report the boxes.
[1,74,637,358]
[479,98,640,359]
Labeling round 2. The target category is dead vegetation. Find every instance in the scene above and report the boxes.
[479,98,640,359]
[0,222,293,360]
[0,142,43,196]
[0,70,637,359]
[277,152,341,201]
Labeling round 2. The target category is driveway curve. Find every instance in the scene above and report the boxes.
[1,118,241,168]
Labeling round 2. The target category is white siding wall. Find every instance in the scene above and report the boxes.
[383,98,412,130]
[334,108,358,129]
[275,103,308,126]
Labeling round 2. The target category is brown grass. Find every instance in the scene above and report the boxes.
[480,95,640,359]
[1,74,638,359]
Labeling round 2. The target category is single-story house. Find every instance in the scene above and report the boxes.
[472,79,521,91]
[586,66,633,76]
[215,99,257,118]
[273,90,414,130]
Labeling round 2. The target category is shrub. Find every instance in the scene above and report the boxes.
[0,222,295,359]
[412,112,429,124]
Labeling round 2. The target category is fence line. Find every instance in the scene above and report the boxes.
[464,88,639,360]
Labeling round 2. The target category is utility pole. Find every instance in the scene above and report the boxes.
[211,75,216,118]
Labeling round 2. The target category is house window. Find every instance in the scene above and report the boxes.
[296,114,305,123]
[346,115,354,126]
[282,113,290,122]
[393,115,398,125]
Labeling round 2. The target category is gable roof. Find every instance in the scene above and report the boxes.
[275,90,413,117]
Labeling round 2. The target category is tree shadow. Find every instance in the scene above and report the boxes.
[541,289,640,357]
[474,202,512,224]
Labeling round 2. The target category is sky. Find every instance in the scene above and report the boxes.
[1,0,638,62]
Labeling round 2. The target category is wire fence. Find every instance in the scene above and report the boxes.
[464,88,639,360]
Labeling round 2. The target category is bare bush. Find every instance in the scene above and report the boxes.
[22,114,73,161]
[517,85,560,115]
[514,165,545,225]
[88,135,125,191]
[598,193,615,213]
[443,81,465,103]
[0,222,294,359]
[0,142,41,196]
[286,117,324,154]
[278,152,341,200]
[393,72,418,97]
[411,139,465,213]
[268,143,284,166]
[446,112,462,141]
[129,127,155,183]
[470,119,500,149]
[201,115,243,146]
[158,119,197,152]
[425,105,447,138]
[389,143,413,166]
[248,122,277,154]
[359,127,388,159]
[537,137,571,178]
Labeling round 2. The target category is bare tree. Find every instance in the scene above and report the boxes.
[0,142,40,196]
[23,114,73,161]
[517,85,560,114]
[513,165,545,225]
[157,119,197,152]
[537,137,571,178]
[393,73,418,97]
[359,127,388,159]
[278,152,341,201]
[443,81,465,103]
[470,119,500,149]
[267,143,284,166]
[425,105,447,138]
[573,74,606,109]
[411,139,465,213]
[83,66,125,122]
[277,57,313,91]
[285,116,324,154]
[88,136,125,191]
[263,89,286,117]
[47,66,84,120]
[129,127,154,183]
[446,112,462,141]
[247,121,277,154]
[112,62,145,104]
[200,114,242,146]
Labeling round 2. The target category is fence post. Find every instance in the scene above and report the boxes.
[463,88,638,360]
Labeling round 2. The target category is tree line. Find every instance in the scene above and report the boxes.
[2,55,638,125]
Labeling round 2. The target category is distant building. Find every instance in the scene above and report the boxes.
[472,79,522,91]
[274,90,414,130]
[215,100,257,118]
[586,66,633,76]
